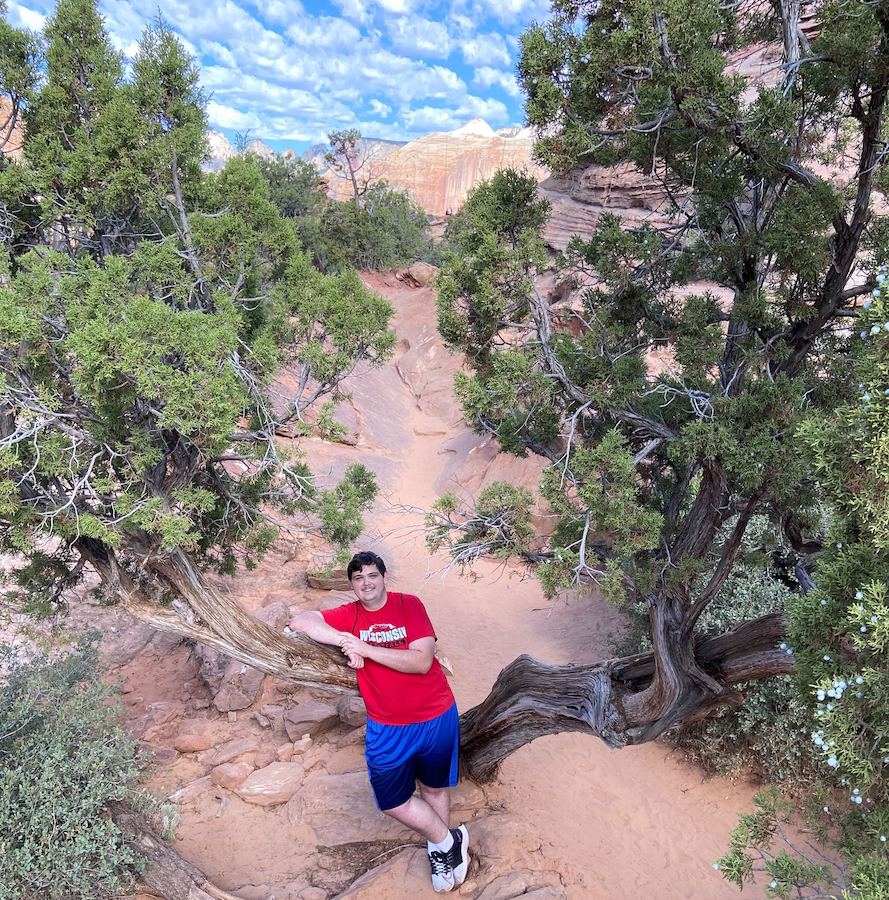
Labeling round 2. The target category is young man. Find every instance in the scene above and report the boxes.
[289,551,469,893]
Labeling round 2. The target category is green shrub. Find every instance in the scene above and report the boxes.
[0,636,144,899]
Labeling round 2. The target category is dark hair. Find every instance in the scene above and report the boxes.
[347,551,386,580]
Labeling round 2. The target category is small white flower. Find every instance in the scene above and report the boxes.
[836,542,843,549]
[861,625,868,633]
[881,835,887,842]
[856,691,863,698]
[823,805,830,812]
[828,756,838,767]
[853,788,860,795]
[824,655,831,661]
[779,642,787,650]
[856,591,864,600]
[770,882,778,889]
[827,703,834,711]
[854,795,863,804]
[861,330,869,338]
[871,324,882,335]
[856,676,864,684]
[817,689,826,701]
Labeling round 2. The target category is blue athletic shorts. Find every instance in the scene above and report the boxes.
[365,703,460,811]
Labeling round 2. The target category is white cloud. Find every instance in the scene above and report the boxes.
[473,65,521,98]
[402,93,509,131]
[7,3,47,31]
[369,99,392,117]
[460,32,511,68]
[206,100,262,131]
[386,15,452,58]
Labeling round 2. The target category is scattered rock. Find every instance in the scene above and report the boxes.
[333,847,428,898]
[211,762,254,790]
[399,261,439,288]
[168,775,214,804]
[284,771,412,843]
[172,723,211,753]
[291,735,313,755]
[306,568,352,591]
[336,725,366,748]
[214,662,266,712]
[253,748,276,768]
[253,712,271,728]
[283,699,339,741]
[276,742,294,762]
[261,704,285,718]
[257,600,290,631]
[235,761,306,807]
[210,736,261,766]
[336,694,367,728]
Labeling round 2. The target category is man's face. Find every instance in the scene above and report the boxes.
[350,564,386,607]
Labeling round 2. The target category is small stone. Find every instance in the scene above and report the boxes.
[253,748,277,769]
[283,699,339,741]
[276,742,294,762]
[211,762,254,790]
[235,762,305,806]
[253,712,271,728]
[228,711,238,723]
[168,775,214,804]
[172,723,211,753]
[291,735,313,755]
[261,704,285,718]
[210,736,261,766]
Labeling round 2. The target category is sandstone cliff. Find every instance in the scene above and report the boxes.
[323,118,548,217]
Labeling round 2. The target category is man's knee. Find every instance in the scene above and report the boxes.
[418,782,448,798]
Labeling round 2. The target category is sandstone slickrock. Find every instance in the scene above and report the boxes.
[235,761,306,806]
[323,119,548,217]
[283,771,413,843]
[475,871,566,900]
[333,848,429,899]
[398,261,439,288]
[283,699,340,740]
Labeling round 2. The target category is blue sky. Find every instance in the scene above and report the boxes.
[7,0,549,154]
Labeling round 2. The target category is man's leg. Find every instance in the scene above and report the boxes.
[418,782,451,832]
[381,793,449,843]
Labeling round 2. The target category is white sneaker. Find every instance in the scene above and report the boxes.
[443,824,470,886]
[428,848,456,893]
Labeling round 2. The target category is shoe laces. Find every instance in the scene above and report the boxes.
[428,850,452,877]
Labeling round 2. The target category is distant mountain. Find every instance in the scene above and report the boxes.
[322,118,547,216]
[203,119,546,217]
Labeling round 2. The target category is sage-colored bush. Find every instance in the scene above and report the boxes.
[0,636,143,899]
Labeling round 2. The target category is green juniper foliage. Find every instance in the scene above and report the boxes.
[0,637,143,900]
[0,3,393,666]
[256,147,432,274]
[429,0,889,888]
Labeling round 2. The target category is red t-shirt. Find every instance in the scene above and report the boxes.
[322,591,454,725]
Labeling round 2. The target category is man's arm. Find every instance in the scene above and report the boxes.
[288,611,365,669]
[340,634,435,674]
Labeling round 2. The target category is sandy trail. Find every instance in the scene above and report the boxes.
[113,272,762,899]
[320,274,759,898]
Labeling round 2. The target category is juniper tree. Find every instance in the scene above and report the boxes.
[430,0,889,780]
[0,1,394,691]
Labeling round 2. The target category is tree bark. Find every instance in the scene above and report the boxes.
[76,538,356,693]
[110,803,242,900]
[459,612,791,782]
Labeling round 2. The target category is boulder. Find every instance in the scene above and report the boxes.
[172,722,211,753]
[334,848,428,898]
[235,761,305,807]
[253,748,277,768]
[336,694,367,728]
[306,568,352,591]
[212,661,265,712]
[400,261,438,288]
[210,736,260,766]
[256,600,290,632]
[283,699,339,741]
[283,771,413,843]
[211,762,254,790]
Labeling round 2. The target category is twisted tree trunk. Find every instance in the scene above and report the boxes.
[459,612,791,782]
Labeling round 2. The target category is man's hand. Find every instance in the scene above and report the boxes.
[340,633,371,659]
[344,650,365,669]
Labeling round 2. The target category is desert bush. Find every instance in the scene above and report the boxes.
[0,636,143,899]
